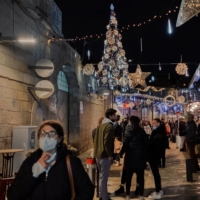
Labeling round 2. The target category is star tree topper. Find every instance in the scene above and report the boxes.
[129,65,151,88]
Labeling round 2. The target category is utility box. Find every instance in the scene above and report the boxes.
[12,126,38,175]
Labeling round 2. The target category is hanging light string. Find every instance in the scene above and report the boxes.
[51,5,179,42]
[87,62,198,66]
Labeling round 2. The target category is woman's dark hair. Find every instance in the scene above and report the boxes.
[153,118,162,123]
[153,118,165,129]
[105,108,117,118]
[130,116,140,126]
[37,120,64,145]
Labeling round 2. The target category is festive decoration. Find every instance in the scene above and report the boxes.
[129,65,151,88]
[61,6,179,42]
[175,63,188,75]
[168,88,177,97]
[146,99,152,105]
[164,95,176,107]
[83,64,95,75]
[176,0,200,27]
[136,86,165,92]
[97,4,129,91]
[177,95,185,103]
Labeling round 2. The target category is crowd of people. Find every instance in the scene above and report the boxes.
[93,109,200,200]
[6,109,200,200]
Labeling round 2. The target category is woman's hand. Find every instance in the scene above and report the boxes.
[38,152,52,169]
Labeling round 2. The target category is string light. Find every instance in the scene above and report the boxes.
[51,5,178,42]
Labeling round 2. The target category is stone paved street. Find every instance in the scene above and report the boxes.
[79,142,200,200]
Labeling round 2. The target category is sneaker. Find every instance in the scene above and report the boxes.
[125,197,130,200]
[148,192,161,199]
[115,185,124,195]
[139,197,145,200]
[160,190,164,196]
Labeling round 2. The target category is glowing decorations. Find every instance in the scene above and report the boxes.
[164,95,176,107]
[129,65,151,88]
[112,68,120,77]
[176,0,200,27]
[108,37,115,45]
[102,77,108,84]
[177,95,185,103]
[97,4,130,91]
[108,77,118,86]
[113,30,119,35]
[175,63,188,75]
[136,86,166,92]
[98,61,104,70]
[108,60,116,68]
[112,45,118,52]
[119,77,128,87]
[168,19,172,34]
[83,64,95,75]
[159,62,162,70]
[106,30,112,38]
[87,50,91,60]
[146,99,152,105]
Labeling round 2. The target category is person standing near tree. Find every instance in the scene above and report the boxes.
[94,108,117,200]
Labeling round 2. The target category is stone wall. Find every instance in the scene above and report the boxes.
[0,0,104,156]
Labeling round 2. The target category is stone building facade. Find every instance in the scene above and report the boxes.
[0,0,105,154]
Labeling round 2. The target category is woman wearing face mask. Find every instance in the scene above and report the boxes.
[148,118,165,200]
[7,120,94,200]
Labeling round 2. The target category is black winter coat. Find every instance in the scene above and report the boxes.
[7,145,94,200]
[147,125,165,161]
[120,127,149,169]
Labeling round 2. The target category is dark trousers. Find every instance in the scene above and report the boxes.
[126,168,144,196]
[165,136,170,149]
[149,160,162,192]
[159,150,166,167]
[121,169,127,184]
[187,141,199,171]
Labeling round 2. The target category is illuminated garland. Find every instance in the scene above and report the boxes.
[50,6,179,42]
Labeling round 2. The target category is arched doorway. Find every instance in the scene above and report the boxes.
[57,70,69,138]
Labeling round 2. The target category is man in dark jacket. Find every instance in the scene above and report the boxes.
[179,117,186,151]
[94,108,116,200]
[185,114,200,172]
[113,115,123,141]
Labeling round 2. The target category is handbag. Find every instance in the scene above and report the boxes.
[66,155,76,200]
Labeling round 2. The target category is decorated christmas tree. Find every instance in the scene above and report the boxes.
[97,4,131,92]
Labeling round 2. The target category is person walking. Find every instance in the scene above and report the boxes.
[7,120,94,200]
[184,114,200,172]
[120,116,149,200]
[148,118,165,199]
[179,117,186,152]
[94,108,116,200]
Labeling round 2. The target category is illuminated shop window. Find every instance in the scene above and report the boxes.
[57,71,68,92]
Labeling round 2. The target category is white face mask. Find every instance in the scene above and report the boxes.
[39,136,57,152]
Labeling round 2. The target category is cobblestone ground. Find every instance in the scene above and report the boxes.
[79,142,200,200]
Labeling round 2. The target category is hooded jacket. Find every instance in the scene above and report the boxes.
[7,145,94,200]
[93,118,114,158]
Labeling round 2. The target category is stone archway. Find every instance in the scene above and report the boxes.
[62,64,80,149]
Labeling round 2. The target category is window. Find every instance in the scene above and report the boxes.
[57,71,68,92]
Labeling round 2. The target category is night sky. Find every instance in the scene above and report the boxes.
[54,0,200,88]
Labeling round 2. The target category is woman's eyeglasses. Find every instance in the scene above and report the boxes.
[39,130,58,138]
